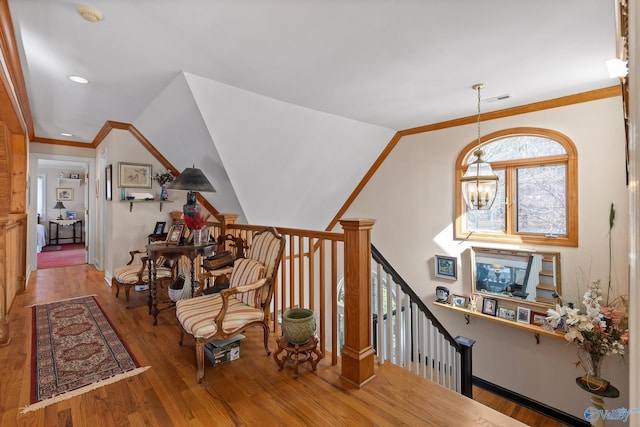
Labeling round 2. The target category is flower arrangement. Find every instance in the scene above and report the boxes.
[153,170,174,186]
[182,212,211,230]
[543,203,628,388]
[543,280,628,380]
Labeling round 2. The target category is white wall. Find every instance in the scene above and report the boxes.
[344,96,629,419]
[98,129,179,284]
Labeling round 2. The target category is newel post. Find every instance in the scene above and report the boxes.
[216,213,238,244]
[339,218,376,387]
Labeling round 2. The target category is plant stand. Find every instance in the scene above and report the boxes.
[273,335,322,378]
[575,378,619,427]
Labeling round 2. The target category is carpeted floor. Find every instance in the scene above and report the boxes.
[37,243,85,269]
[22,295,148,413]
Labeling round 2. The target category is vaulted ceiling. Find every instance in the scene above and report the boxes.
[8,0,620,229]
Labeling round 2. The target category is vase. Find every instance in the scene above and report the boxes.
[580,352,609,391]
[160,184,168,200]
[192,228,205,245]
[281,308,316,345]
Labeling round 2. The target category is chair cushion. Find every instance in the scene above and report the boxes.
[229,258,265,308]
[176,293,263,338]
[113,264,172,284]
[249,231,281,279]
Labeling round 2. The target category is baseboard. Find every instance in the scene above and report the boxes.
[473,376,589,427]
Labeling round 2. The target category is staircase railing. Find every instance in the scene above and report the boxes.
[370,244,475,397]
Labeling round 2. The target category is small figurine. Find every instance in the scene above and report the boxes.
[470,294,481,312]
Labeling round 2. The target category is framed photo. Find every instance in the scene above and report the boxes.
[66,211,76,220]
[118,162,152,188]
[153,221,167,235]
[70,173,80,179]
[434,255,457,280]
[531,311,547,326]
[481,297,498,316]
[105,164,112,201]
[517,306,531,324]
[56,187,73,201]
[451,294,467,308]
[166,224,185,244]
[497,306,516,321]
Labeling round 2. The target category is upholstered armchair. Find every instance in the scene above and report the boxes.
[112,249,173,308]
[176,227,285,383]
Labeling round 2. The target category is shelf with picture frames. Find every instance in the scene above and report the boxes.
[120,199,173,212]
[433,301,566,344]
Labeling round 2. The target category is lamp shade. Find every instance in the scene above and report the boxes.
[53,201,66,210]
[460,150,498,210]
[168,167,215,192]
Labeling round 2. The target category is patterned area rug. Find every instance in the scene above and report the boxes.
[21,296,149,413]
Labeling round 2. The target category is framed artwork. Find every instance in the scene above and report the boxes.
[66,211,76,220]
[434,255,457,280]
[497,306,516,321]
[531,311,547,326]
[105,164,112,201]
[70,173,80,179]
[56,187,73,201]
[118,162,152,188]
[517,306,531,324]
[451,295,467,308]
[481,297,498,316]
[153,221,167,235]
[166,224,185,244]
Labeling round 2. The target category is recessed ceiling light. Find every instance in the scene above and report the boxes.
[60,132,73,137]
[77,5,103,23]
[68,75,89,84]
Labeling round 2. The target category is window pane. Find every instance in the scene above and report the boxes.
[517,165,566,234]
[465,136,566,164]
[465,169,505,232]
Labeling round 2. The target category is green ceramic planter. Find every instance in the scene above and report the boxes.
[281,308,316,345]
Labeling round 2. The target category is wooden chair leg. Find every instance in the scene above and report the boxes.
[112,278,121,298]
[262,323,271,355]
[196,338,205,383]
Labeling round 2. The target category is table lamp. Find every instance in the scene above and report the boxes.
[167,166,215,217]
[53,201,66,220]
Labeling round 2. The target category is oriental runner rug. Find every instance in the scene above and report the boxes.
[21,296,149,413]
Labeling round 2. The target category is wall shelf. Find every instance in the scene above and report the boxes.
[57,177,82,186]
[120,199,172,212]
[433,301,565,344]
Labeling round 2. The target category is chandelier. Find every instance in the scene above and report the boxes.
[460,83,498,210]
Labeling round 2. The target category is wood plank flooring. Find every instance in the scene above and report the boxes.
[0,264,563,426]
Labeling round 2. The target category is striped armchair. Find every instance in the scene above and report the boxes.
[176,227,285,383]
[112,249,173,308]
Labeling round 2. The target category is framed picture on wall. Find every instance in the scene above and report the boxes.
[56,187,73,201]
[118,162,152,188]
[434,255,457,280]
[105,164,112,201]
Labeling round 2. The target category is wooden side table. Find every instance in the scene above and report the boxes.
[273,335,322,378]
[575,378,620,427]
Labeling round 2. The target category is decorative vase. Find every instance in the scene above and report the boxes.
[160,184,168,200]
[281,308,316,345]
[192,228,205,245]
[580,352,609,391]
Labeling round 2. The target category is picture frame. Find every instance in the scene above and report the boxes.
[517,306,531,324]
[105,164,112,201]
[481,297,498,316]
[166,224,184,244]
[56,187,73,201]
[118,162,152,188]
[153,221,166,235]
[451,294,467,308]
[66,211,76,220]
[497,306,516,321]
[70,173,80,179]
[434,255,457,280]
[531,311,548,326]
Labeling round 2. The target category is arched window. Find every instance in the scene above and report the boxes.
[455,127,578,247]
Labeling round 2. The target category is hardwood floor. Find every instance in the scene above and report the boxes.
[0,264,562,426]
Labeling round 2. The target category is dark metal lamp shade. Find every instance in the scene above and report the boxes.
[53,201,66,220]
[167,167,215,217]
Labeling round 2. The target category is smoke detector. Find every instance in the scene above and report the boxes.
[77,5,103,22]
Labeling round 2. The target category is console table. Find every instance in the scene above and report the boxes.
[48,219,83,244]
[146,242,216,325]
